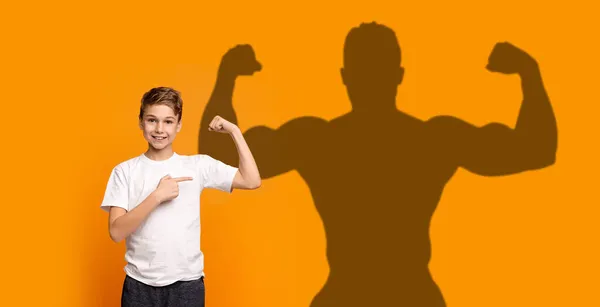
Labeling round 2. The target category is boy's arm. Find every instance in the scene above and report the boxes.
[108,175,192,243]
[108,193,161,243]
[207,115,261,190]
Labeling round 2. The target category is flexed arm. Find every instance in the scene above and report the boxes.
[429,42,558,176]
[199,45,262,166]
[199,45,323,179]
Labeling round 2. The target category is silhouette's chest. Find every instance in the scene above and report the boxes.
[296,119,457,195]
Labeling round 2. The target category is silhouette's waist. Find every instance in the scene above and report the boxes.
[313,273,444,307]
[326,242,432,262]
[329,264,432,277]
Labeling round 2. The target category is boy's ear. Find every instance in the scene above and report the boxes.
[138,119,143,130]
[176,120,182,132]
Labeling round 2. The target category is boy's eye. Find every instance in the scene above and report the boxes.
[148,119,156,122]
[166,121,173,124]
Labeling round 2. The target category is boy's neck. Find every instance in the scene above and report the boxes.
[144,146,175,161]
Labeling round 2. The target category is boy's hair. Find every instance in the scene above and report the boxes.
[139,87,183,122]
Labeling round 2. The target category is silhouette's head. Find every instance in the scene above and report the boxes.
[341,22,404,110]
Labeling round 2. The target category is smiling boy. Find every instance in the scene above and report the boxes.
[100,87,261,307]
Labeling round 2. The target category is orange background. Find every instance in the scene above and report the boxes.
[1,1,598,306]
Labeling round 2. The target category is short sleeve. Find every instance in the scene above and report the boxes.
[198,155,239,193]
[100,165,130,212]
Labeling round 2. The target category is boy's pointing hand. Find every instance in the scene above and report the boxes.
[154,175,193,203]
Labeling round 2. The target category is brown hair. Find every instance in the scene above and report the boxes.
[139,87,183,121]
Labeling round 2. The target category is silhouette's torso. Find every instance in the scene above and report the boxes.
[298,111,457,306]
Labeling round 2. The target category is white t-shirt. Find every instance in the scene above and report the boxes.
[100,152,238,287]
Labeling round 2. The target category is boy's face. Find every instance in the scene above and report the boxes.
[139,104,181,151]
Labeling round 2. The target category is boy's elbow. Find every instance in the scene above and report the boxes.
[249,178,262,189]
[109,233,119,243]
[110,234,125,244]
[109,227,124,243]
[246,176,262,189]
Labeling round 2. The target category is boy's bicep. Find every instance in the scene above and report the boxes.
[231,170,246,190]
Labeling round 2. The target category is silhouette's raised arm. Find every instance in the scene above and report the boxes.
[199,45,326,179]
[428,42,557,176]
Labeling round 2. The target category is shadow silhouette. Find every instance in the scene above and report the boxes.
[199,22,557,306]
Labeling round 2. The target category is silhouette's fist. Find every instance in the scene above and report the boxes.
[220,44,262,76]
[486,42,537,74]
[208,115,237,134]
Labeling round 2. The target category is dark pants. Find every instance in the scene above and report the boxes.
[121,275,205,307]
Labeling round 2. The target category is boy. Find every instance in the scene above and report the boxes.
[100,87,261,307]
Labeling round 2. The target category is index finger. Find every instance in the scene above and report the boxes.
[173,177,194,182]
